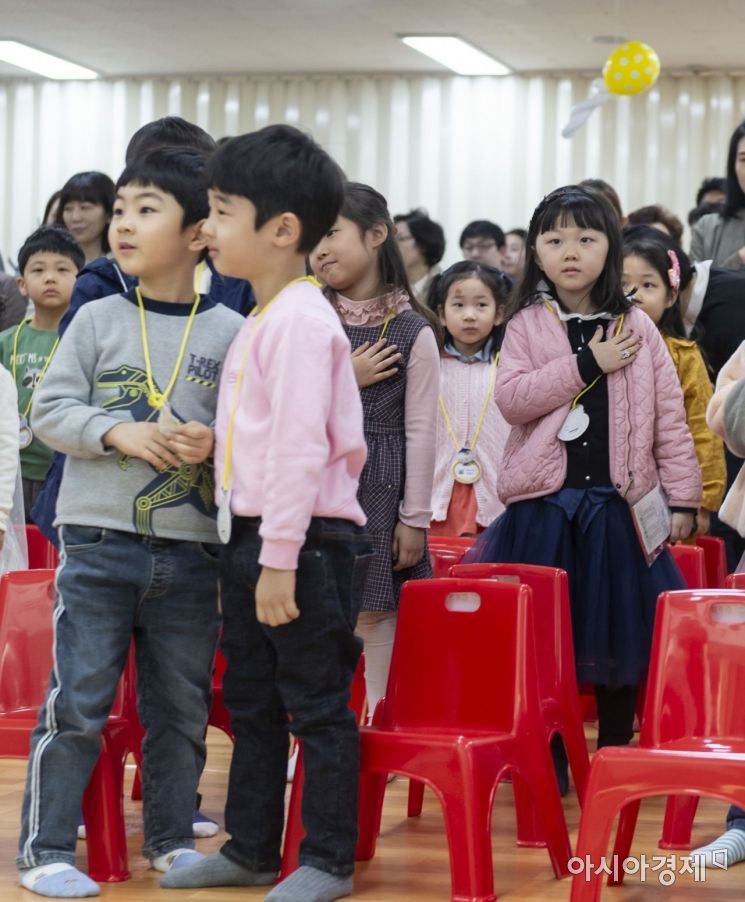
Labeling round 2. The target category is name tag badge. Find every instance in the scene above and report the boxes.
[19,415,33,450]
[452,448,482,484]
[558,405,590,442]
[217,486,233,544]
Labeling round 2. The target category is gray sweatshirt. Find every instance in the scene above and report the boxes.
[32,292,244,542]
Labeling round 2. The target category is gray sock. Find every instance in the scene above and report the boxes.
[692,828,745,868]
[159,851,277,889]
[264,866,353,902]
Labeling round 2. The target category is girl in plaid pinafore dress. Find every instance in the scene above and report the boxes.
[311,182,440,714]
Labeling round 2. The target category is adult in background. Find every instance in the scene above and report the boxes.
[626,204,684,244]
[580,178,624,222]
[502,228,527,282]
[690,120,745,270]
[54,171,115,265]
[459,219,505,269]
[393,208,446,305]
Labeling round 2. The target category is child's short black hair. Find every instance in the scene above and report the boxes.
[125,116,216,165]
[18,225,85,275]
[459,220,506,250]
[208,125,345,254]
[54,171,115,252]
[695,176,727,207]
[116,147,209,228]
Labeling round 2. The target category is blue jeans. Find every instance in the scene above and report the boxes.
[219,517,372,877]
[728,806,745,830]
[17,525,220,869]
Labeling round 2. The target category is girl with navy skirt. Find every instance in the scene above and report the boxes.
[469,186,702,770]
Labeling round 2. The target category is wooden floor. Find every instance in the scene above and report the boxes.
[2,728,744,901]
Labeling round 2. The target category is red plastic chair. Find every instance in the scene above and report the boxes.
[658,553,740,850]
[357,578,572,902]
[669,543,706,589]
[695,535,728,588]
[429,537,475,579]
[25,525,59,570]
[278,657,367,879]
[428,536,476,549]
[0,570,132,882]
[435,564,590,840]
[570,589,745,901]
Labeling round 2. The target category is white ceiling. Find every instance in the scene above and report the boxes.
[0,0,739,79]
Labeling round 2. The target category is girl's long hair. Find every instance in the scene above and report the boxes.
[338,182,441,338]
[722,119,745,219]
[508,184,631,321]
[622,224,694,340]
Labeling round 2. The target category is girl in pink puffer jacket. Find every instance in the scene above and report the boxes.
[469,185,701,792]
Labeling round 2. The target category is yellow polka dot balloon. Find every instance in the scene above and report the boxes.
[603,41,660,96]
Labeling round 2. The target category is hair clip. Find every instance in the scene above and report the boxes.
[667,249,681,291]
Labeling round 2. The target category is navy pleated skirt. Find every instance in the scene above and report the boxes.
[466,487,685,689]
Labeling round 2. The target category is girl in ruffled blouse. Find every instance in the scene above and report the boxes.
[311,182,440,716]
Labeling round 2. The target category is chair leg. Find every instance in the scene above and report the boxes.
[520,755,572,878]
[82,725,130,883]
[408,779,425,818]
[279,744,305,879]
[659,795,700,850]
[570,769,626,902]
[608,799,641,886]
[356,770,388,861]
[511,771,546,848]
[439,782,497,902]
[130,767,142,802]
[562,721,591,805]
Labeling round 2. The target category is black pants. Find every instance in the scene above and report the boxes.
[595,684,638,748]
[218,516,372,876]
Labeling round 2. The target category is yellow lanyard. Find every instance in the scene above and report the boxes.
[221,276,321,493]
[439,351,499,453]
[378,309,394,341]
[543,301,624,409]
[136,286,201,409]
[11,318,59,419]
[193,260,207,292]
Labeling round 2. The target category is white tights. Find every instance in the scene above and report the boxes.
[356,611,397,722]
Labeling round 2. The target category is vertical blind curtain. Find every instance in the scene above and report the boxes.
[2,73,745,269]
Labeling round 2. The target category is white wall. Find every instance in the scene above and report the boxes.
[2,73,745,269]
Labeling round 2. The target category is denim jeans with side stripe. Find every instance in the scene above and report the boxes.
[17,524,220,869]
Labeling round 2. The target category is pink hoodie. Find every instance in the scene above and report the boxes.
[214,280,367,570]
[496,303,702,509]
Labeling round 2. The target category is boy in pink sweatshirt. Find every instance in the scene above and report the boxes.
[162,126,372,902]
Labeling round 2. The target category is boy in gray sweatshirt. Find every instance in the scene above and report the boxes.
[17,147,244,898]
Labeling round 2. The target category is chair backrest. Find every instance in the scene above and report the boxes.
[428,536,476,549]
[641,589,745,747]
[725,572,745,590]
[449,562,573,706]
[25,525,59,570]
[0,570,56,714]
[695,536,728,588]
[430,546,468,578]
[382,577,540,734]
[669,544,706,589]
